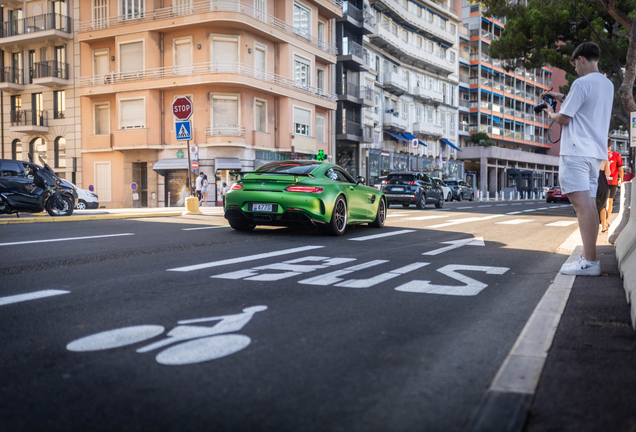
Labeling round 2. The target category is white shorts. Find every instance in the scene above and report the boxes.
[559,155,604,197]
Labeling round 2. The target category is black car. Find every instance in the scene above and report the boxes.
[381,172,444,209]
[445,179,474,201]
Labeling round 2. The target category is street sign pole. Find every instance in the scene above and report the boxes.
[186,139,192,196]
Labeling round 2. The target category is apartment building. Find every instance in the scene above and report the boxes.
[357,0,461,185]
[0,0,79,183]
[454,0,560,195]
[77,0,341,208]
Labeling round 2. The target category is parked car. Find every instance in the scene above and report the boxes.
[445,179,474,201]
[431,177,452,202]
[59,180,99,210]
[546,187,569,203]
[381,172,444,209]
[372,176,387,190]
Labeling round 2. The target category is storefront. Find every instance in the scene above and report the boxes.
[214,158,243,206]
[152,158,190,207]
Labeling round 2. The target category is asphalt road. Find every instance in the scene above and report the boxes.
[0,200,579,432]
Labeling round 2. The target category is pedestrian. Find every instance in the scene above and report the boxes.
[596,160,610,232]
[221,182,228,207]
[196,172,204,203]
[606,140,624,221]
[624,166,634,182]
[541,42,614,276]
[200,175,209,206]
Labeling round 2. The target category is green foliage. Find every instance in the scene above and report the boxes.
[470,132,495,147]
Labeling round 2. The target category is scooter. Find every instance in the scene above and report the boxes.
[0,154,76,217]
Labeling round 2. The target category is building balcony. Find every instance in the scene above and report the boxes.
[86,134,113,151]
[410,85,442,105]
[0,13,72,49]
[338,81,363,104]
[79,62,337,109]
[0,0,23,7]
[338,39,370,71]
[459,74,470,86]
[413,120,443,137]
[206,125,247,137]
[10,109,49,133]
[369,21,455,75]
[381,71,408,95]
[0,66,24,93]
[383,110,408,132]
[458,123,470,135]
[338,2,374,35]
[32,61,71,88]
[470,28,495,42]
[77,0,338,60]
[336,120,364,143]
[292,134,318,154]
[458,99,470,111]
[609,129,629,139]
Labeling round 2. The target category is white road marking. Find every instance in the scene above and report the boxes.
[506,211,524,215]
[428,214,504,228]
[0,289,70,306]
[387,213,411,218]
[536,207,549,210]
[211,256,356,281]
[395,265,509,296]
[405,215,448,221]
[299,260,387,285]
[559,205,570,208]
[511,203,522,206]
[545,221,577,227]
[495,219,534,225]
[522,209,538,212]
[495,204,508,206]
[423,237,485,256]
[477,205,492,208]
[348,230,416,241]
[457,206,473,209]
[182,226,229,231]
[167,245,324,272]
[335,263,430,288]
[0,233,134,247]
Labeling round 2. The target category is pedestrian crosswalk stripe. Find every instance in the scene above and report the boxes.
[349,229,416,241]
[0,290,70,306]
[495,219,533,225]
[545,221,577,227]
[405,215,448,221]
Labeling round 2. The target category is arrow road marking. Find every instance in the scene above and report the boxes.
[423,237,485,256]
[0,289,70,306]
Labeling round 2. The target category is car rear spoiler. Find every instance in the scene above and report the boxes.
[230,171,315,181]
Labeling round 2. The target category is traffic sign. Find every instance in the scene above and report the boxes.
[88,185,94,192]
[172,96,193,121]
[412,138,418,148]
[191,161,199,170]
[131,182,138,191]
[190,145,198,154]
[176,121,192,141]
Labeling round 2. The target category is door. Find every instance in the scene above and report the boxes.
[335,167,368,220]
[94,162,111,202]
[132,162,148,207]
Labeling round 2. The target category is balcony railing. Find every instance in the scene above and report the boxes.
[342,2,374,26]
[79,62,337,102]
[1,13,71,37]
[337,120,362,136]
[33,61,69,80]
[373,0,455,45]
[11,109,48,127]
[1,66,22,84]
[459,74,470,84]
[341,38,369,66]
[459,123,469,132]
[206,125,246,136]
[339,80,360,98]
[459,99,470,108]
[77,0,337,56]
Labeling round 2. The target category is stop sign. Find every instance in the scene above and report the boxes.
[191,161,198,170]
[172,96,193,121]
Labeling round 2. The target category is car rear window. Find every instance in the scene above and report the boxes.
[445,180,458,186]
[387,174,416,183]
[255,162,321,175]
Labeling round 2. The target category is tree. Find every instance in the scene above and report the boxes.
[470,131,496,146]
[478,0,636,128]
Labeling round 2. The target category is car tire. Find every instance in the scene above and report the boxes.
[447,192,452,202]
[369,198,386,228]
[402,203,410,208]
[435,196,444,208]
[416,193,426,210]
[469,193,474,201]
[228,219,256,232]
[76,200,87,210]
[320,195,347,236]
[458,193,463,202]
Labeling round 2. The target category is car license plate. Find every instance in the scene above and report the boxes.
[392,187,404,192]
[252,204,273,212]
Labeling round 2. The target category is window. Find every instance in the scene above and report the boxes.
[450,23,456,35]
[28,50,35,84]
[31,138,47,164]
[94,103,110,135]
[254,99,266,132]
[11,95,21,121]
[293,3,310,38]
[54,137,66,168]
[211,95,239,135]
[212,36,238,72]
[294,56,310,89]
[254,0,266,20]
[95,161,112,202]
[316,68,325,92]
[119,98,145,129]
[119,41,143,77]
[254,43,266,78]
[11,52,22,84]
[316,114,325,143]
[54,90,65,119]
[93,49,109,82]
[173,0,192,16]
[93,0,109,28]
[32,93,44,126]
[293,107,311,136]
[450,51,455,63]
[121,0,144,20]
[317,21,325,47]
[173,37,192,75]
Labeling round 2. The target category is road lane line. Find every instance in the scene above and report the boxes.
[545,221,577,227]
[405,215,448,221]
[0,233,134,247]
[182,226,229,231]
[506,211,524,215]
[511,203,522,206]
[536,207,549,210]
[167,245,325,272]
[495,219,534,225]
[0,290,70,306]
[387,213,411,218]
[478,205,492,208]
[457,206,473,209]
[349,230,416,241]
[428,214,504,228]
[496,204,508,206]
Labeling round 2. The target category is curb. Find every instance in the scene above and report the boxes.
[0,211,185,224]
[466,231,581,432]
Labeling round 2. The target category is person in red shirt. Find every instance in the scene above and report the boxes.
[624,166,634,182]
[605,139,624,230]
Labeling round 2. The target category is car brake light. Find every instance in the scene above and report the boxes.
[381,181,387,184]
[408,181,416,185]
[284,186,324,193]
[230,184,243,190]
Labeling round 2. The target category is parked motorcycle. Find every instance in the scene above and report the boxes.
[0,154,76,217]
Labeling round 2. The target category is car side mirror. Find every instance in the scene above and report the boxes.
[356,176,366,185]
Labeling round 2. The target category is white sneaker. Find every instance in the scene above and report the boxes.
[560,256,601,276]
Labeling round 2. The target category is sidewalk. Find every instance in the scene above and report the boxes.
[523,231,636,432]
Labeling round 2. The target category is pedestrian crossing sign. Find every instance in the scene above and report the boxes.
[176,121,192,141]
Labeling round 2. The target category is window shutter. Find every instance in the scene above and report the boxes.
[213,98,238,125]
[316,115,325,142]
[255,101,265,132]
[95,105,109,135]
[120,42,143,74]
[293,107,311,127]
[120,99,144,128]
[174,39,192,75]
[213,40,237,63]
[94,51,109,78]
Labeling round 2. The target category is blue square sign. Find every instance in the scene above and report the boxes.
[176,121,192,141]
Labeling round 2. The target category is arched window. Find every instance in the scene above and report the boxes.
[54,137,66,168]
[29,137,47,164]
[11,139,22,160]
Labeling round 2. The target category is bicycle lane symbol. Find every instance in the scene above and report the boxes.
[66,306,267,366]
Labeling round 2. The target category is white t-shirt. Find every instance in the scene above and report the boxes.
[196,176,203,191]
[559,72,613,160]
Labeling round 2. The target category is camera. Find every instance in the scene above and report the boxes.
[533,95,558,113]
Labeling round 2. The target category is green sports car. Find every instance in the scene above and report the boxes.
[224,161,386,235]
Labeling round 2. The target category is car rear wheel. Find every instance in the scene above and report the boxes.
[416,193,426,210]
[446,192,452,202]
[320,195,347,236]
[469,193,474,201]
[369,198,386,228]
[229,219,256,232]
[435,195,444,208]
[76,200,87,210]
[458,193,463,202]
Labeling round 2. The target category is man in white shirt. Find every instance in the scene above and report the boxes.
[195,172,204,202]
[541,42,614,276]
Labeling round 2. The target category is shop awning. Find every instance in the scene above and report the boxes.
[440,138,462,152]
[402,132,417,141]
[386,131,409,142]
[215,158,242,171]
[152,158,188,176]
[419,140,428,147]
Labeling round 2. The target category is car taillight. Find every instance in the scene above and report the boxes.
[454,186,460,189]
[230,184,243,190]
[381,181,387,184]
[284,186,324,193]
[408,181,416,185]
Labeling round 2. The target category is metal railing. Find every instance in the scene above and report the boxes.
[480,101,492,110]
[79,61,337,102]
[459,99,470,108]
[11,109,48,127]
[361,85,373,101]
[339,80,360,98]
[77,0,337,55]
[205,125,246,136]
[341,39,369,66]
[459,123,469,132]
[33,61,69,80]
[1,13,71,37]
[1,66,22,84]
[337,120,362,136]
[459,74,470,84]
[342,2,374,26]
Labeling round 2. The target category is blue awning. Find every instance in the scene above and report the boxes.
[440,42,452,49]
[481,65,493,73]
[493,116,502,124]
[505,118,513,123]
[403,24,415,32]
[386,131,409,142]
[372,4,382,11]
[402,132,417,140]
[419,140,427,147]
[440,138,462,151]
[481,89,492,95]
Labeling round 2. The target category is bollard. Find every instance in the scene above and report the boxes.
[182,196,202,215]
[167,192,171,207]
[510,191,514,201]
[486,191,490,201]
